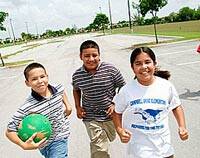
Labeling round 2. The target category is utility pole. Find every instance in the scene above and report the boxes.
[108,0,113,32]
[99,6,102,13]
[9,19,16,45]
[25,22,29,34]
[127,0,132,31]
[7,26,12,40]
[0,53,5,67]
[35,23,39,38]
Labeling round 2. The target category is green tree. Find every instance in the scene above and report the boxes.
[93,13,109,34]
[21,32,35,41]
[0,11,8,66]
[139,0,168,43]
[178,7,195,21]
[194,7,200,20]
[0,11,8,31]
[168,12,179,22]
[132,2,144,25]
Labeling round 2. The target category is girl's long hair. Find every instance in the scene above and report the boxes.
[130,47,170,80]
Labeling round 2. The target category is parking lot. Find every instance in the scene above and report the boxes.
[0,33,200,158]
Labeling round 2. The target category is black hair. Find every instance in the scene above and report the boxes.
[130,47,170,80]
[80,40,100,54]
[24,62,46,81]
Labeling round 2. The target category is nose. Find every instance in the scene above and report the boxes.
[37,77,43,83]
[88,55,95,61]
[142,63,148,69]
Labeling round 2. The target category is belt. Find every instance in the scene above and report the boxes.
[131,124,164,130]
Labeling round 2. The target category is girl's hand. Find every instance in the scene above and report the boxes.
[117,128,132,143]
[179,127,189,141]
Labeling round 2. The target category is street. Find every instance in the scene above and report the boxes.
[0,33,200,158]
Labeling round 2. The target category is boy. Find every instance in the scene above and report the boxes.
[5,62,72,158]
[72,40,126,158]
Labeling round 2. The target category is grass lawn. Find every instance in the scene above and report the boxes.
[0,59,34,67]
[111,20,200,40]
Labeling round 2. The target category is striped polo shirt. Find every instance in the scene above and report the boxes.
[72,62,126,121]
[7,84,70,148]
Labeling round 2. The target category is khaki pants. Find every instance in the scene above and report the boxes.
[165,156,174,158]
[84,120,116,158]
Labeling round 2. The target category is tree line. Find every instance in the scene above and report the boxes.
[0,1,200,45]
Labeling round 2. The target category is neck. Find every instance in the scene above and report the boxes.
[138,76,156,86]
[41,87,52,97]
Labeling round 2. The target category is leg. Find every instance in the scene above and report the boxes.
[40,138,68,158]
[84,121,110,158]
[102,120,116,142]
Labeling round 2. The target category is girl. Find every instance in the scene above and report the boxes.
[113,47,188,158]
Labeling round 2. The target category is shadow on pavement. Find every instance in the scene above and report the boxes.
[179,88,200,101]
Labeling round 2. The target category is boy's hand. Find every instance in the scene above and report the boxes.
[179,127,189,141]
[107,104,115,117]
[21,133,47,150]
[76,107,86,119]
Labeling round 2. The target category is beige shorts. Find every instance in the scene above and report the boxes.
[84,120,116,158]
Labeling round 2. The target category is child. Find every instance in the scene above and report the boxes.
[72,40,126,158]
[5,62,72,158]
[112,47,189,158]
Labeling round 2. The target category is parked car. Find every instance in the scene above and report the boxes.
[197,44,200,53]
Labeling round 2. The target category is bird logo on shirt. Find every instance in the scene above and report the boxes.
[134,108,163,124]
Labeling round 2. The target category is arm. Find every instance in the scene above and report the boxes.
[172,105,189,141]
[62,91,72,116]
[73,89,86,119]
[5,129,46,150]
[112,111,131,143]
[106,102,115,117]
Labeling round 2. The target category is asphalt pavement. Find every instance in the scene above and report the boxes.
[0,33,199,158]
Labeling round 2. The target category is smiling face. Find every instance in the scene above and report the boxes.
[25,67,49,96]
[80,48,100,73]
[132,52,156,86]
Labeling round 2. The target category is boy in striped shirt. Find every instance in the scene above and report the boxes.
[6,62,72,158]
[72,40,126,158]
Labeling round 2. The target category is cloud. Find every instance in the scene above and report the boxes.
[0,0,200,39]
[0,0,27,9]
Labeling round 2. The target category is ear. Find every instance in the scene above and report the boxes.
[25,80,31,87]
[80,53,83,60]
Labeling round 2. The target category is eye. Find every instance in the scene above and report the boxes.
[31,78,37,81]
[84,55,90,58]
[92,54,98,58]
[134,62,141,66]
[145,60,153,64]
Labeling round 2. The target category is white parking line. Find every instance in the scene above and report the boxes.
[157,49,195,56]
[177,61,200,66]
[0,75,18,80]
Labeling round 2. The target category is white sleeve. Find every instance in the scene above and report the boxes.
[113,89,128,114]
[168,84,181,110]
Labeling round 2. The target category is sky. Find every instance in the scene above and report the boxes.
[0,0,200,39]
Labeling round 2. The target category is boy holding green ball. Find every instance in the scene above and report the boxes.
[5,62,72,158]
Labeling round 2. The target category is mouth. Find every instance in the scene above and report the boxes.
[86,62,97,67]
[37,85,45,88]
[141,71,149,76]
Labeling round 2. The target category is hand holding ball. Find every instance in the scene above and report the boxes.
[18,114,52,143]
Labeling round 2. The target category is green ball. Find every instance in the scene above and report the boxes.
[18,114,52,143]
